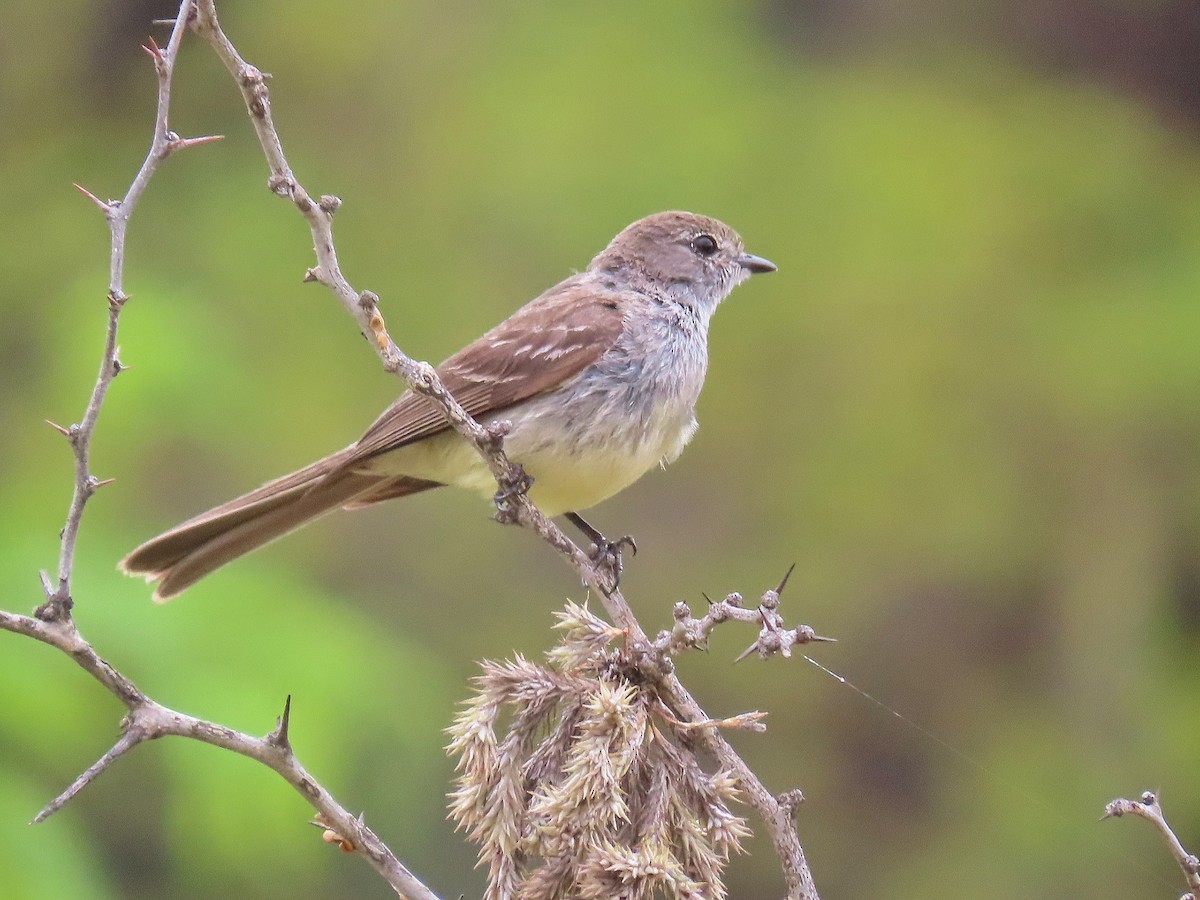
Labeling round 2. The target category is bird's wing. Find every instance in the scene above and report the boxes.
[346,279,627,464]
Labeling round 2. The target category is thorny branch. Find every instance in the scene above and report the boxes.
[654,564,835,663]
[6,602,431,897]
[1104,791,1200,898]
[3,1,823,898]
[38,10,209,623]
[0,3,435,899]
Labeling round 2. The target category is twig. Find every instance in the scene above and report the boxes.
[653,565,835,662]
[1104,791,1200,897]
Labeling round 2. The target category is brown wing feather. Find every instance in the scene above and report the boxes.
[347,278,625,463]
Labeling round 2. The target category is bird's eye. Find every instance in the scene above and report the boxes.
[691,233,718,257]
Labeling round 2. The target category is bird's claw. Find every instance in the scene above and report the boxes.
[587,533,637,589]
[493,463,533,525]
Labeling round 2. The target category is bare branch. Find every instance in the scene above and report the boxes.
[1104,791,1200,897]
[46,2,209,618]
[2,608,438,899]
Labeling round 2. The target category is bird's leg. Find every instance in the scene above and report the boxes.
[493,463,533,525]
[565,512,638,588]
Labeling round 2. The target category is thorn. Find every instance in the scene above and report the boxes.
[39,570,54,597]
[45,419,71,437]
[267,173,294,197]
[734,642,759,664]
[142,36,164,62]
[775,562,796,596]
[72,182,109,211]
[93,477,117,489]
[269,694,293,748]
[165,134,224,153]
[700,591,714,606]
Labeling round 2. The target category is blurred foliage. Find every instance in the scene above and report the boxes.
[3,0,1200,897]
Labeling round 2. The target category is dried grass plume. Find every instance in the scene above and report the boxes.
[447,601,750,899]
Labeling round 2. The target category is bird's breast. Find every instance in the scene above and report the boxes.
[363,306,710,516]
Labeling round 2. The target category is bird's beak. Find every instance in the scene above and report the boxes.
[736,252,777,274]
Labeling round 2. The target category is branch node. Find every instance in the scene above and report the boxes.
[778,787,805,819]
[481,418,512,453]
[357,289,379,310]
[303,266,321,283]
[239,63,264,87]
[318,194,342,214]
[267,173,294,197]
[34,594,74,622]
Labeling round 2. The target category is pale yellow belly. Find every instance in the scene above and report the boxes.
[358,422,689,516]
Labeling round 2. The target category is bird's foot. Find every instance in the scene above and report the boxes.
[565,512,637,590]
[589,533,638,589]
[493,463,533,525]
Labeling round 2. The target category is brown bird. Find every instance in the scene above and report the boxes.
[121,211,775,600]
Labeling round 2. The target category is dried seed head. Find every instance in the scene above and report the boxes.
[447,603,749,898]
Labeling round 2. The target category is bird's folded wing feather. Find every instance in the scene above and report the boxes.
[346,280,627,464]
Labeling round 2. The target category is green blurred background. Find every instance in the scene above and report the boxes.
[4,0,1200,896]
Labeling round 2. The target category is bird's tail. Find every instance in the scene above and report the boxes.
[120,448,437,602]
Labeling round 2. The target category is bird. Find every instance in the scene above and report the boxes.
[121,211,776,601]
